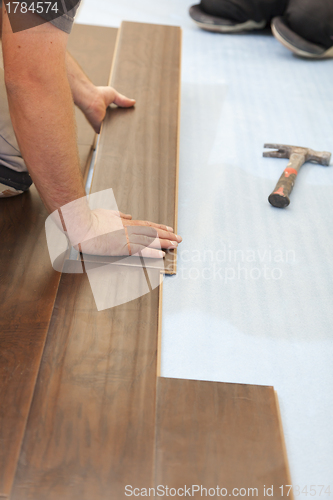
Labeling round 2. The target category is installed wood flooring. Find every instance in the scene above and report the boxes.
[155,378,292,498]
[0,187,62,497]
[11,264,160,500]
[1,20,292,500]
[0,24,117,498]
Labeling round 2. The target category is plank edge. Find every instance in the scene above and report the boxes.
[156,273,164,377]
[89,26,122,194]
[274,390,294,496]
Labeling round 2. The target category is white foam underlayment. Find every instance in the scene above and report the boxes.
[77,0,333,488]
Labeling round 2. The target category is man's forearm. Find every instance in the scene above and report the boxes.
[2,10,90,222]
[6,67,89,218]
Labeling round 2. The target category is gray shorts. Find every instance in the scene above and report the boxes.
[0,1,81,197]
[41,1,81,34]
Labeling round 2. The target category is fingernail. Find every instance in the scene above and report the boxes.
[176,235,182,242]
[170,241,178,247]
[159,251,165,257]
[167,226,174,231]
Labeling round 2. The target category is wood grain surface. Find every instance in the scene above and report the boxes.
[0,188,61,498]
[67,24,118,177]
[90,21,182,274]
[11,262,160,500]
[155,378,292,498]
[0,24,117,497]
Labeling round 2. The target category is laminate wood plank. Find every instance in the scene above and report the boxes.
[11,262,161,500]
[0,25,117,497]
[155,378,292,498]
[67,24,118,149]
[68,24,118,90]
[0,188,61,497]
[90,21,182,275]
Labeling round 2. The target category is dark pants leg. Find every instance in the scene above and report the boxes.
[200,0,288,23]
[285,0,333,48]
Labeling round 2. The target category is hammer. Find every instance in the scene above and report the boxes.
[263,143,331,208]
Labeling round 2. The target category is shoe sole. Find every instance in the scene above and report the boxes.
[189,5,266,33]
[271,20,333,59]
[193,18,266,33]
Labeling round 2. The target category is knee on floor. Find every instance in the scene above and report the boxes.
[285,0,333,48]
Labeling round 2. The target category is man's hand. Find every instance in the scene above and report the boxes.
[82,86,135,134]
[66,52,135,133]
[64,207,181,259]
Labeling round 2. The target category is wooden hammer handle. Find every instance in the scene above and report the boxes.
[268,153,304,208]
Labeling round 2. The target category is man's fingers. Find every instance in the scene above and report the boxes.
[138,248,165,259]
[118,211,132,220]
[124,219,174,233]
[113,90,136,108]
[157,239,178,249]
[111,210,132,220]
[155,228,181,242]
[124,220,181,242]
[130,245,165,259]
[126,225,179,245]
[129,234,178,250]
[126,225,158,239]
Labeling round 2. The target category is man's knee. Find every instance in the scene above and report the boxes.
[285,0,333,48]
[200,0,251,23]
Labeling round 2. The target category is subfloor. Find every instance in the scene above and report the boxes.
[77,0,333,486]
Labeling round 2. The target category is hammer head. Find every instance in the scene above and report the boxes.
[263,143,331,166]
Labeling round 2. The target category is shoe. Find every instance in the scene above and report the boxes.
[189,4,266,33]
[0,164,32,193]
[271,16,333,59]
